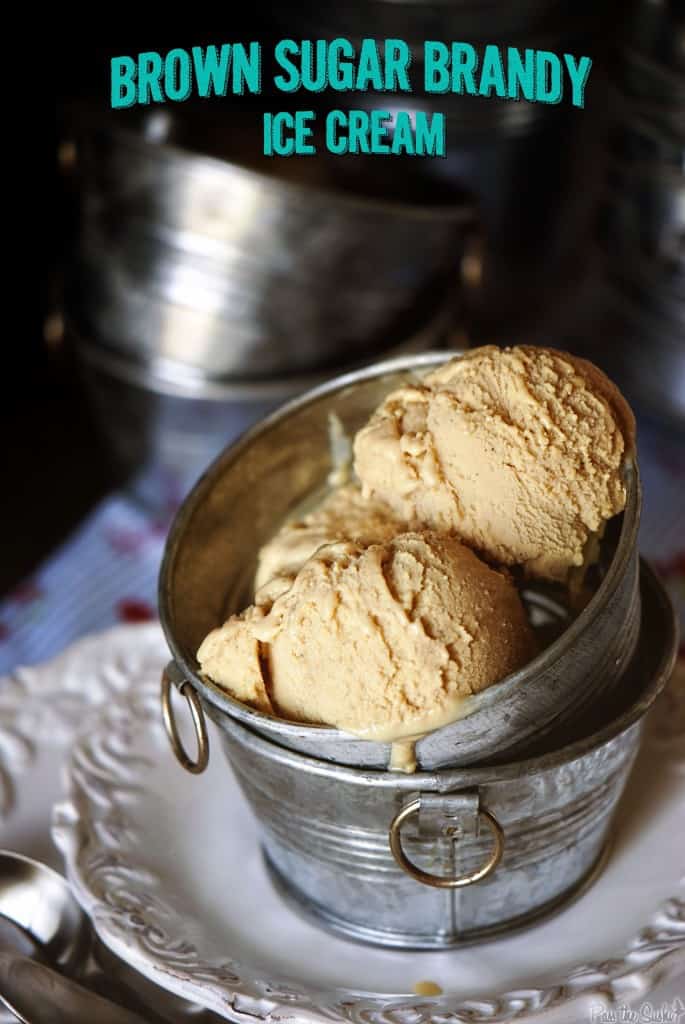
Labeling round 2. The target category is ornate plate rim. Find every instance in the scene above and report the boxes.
[39,624,685,1023]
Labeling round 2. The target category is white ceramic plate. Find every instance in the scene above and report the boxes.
[34,623,684,1024]
[0,624,683,1023]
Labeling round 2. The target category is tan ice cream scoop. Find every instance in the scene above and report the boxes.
[198,532,537,746]
[353,346,636,582]
[254,483,402,594]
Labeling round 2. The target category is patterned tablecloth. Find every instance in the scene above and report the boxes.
[0,417,682,674]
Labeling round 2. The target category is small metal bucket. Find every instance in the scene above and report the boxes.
[174,562,677,948]
[159,353,642,771]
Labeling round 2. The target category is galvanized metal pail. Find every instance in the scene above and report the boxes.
[71,108,474,380]
[204,562,676,948]
[159,352,642,771]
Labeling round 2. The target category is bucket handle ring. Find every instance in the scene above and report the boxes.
[389,798,503,888]
[161,668,209,775]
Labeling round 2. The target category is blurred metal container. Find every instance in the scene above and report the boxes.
[593,275,685,426]
[603,159,685,273]
[555,238,685,427]
[619,45,685,105]
[269,0,603,54]
[334,88,605,336]
[159,353,642,773]
[623,0,685,76]
[609,93,685,171]
[262,0,613,336]
[70,108,473,379]
[68,309,452,510]
[163,562,676,949]
[617,0,685,105]
[596,14,684,429]
[74,221,459,381]
[614,251,684,322]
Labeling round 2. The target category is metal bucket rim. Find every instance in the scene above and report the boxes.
[79,208,473,284]
[67,306,453,401]
[77,115,475,224]
[609,80,685,117]
[602,276,685,332]
[209,559,677,787]
[622,44,685,86]
[606,157,685,186]
[159,350,642,748]
[608,99,685,142]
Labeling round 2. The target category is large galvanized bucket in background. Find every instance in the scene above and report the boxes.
[69,107,474,380]
[159,353,642,772]
[206,563,676,948]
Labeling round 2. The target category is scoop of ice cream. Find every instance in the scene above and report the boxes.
[254,483,402,594]
[353,346,636,582]
[195,604,276,714]
[198,532,537,741]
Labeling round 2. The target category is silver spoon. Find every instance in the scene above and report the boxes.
[0,850,221,1022]
[0,952,149,1024]
[0,851,90,975]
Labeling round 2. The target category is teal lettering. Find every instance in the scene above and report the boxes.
[137,51,164,105]
[328,38,356,90]
[164,49,192,102]
[113,41,590,113]
[356,39,384,91]
[111,56,137,108]
[265,110,315,155]
[507,48,536,101]
[274,40,301,92]
[322,109,445,156]
[369,110,391,153]
[424,42,450,93]
[536,51,562,103]
[232,42,261,94]
[391,111,414,154]
[347,109,371,153]
[191,45,230,97]
[385,39,411,91]
[326,110,348,153]
[294,110,315,153]
[302,39,328,91]
[263,112,273,155]
[271,111,295,155]
[564,53,592,107]
[479,45,506,97]
[451,43,478,95]
[414,111,445,155]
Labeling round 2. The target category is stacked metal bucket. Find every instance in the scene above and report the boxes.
[595,0,684,423]
[159,354,678,948]
[64,103,472,507]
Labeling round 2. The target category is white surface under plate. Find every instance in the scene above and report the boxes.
[0,624,683,1023]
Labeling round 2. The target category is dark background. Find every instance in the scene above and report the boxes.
[3,17,626,595]
[6,23,270,594]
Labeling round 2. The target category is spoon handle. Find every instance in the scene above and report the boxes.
[0,951,149,1024]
